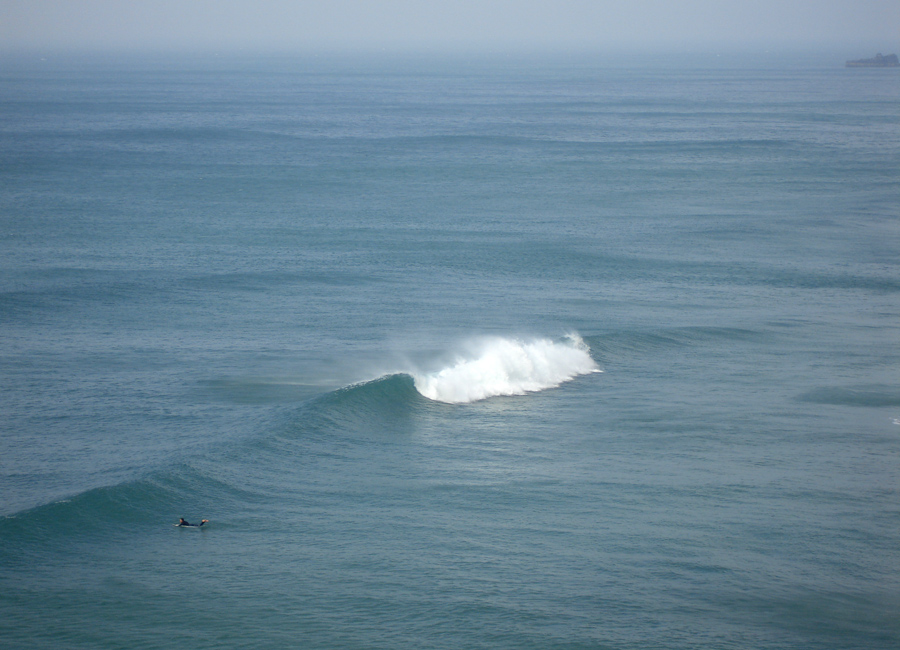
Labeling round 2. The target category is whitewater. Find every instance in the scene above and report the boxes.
[411,334,600,403]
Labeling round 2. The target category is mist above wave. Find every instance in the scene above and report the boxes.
[412,334,600,404]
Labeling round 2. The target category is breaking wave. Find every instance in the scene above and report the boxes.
[411,334,600,404]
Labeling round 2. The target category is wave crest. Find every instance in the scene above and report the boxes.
[412,334,600,404]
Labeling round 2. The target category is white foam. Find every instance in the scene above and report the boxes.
[412,334,600,404]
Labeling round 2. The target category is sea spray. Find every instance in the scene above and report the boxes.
[412,334,600,403]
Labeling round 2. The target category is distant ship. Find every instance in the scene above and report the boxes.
[845,53,899,67]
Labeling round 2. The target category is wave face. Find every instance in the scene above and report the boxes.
[412,334,600,403]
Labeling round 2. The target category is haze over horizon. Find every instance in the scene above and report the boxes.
[1,0,898,55]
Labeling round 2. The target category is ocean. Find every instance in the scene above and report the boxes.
[1,51,898,649]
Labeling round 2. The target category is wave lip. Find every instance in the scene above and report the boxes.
[412,334,600,404]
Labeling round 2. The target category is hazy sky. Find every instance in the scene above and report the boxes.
[2,0,898,53]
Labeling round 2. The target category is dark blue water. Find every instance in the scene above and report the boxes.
[1,52,898,649]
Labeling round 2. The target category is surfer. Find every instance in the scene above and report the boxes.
[175,518,209,527]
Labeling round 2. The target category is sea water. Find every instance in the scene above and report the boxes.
[1,51,898,649]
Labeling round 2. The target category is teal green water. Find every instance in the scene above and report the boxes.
[1,52,898,649]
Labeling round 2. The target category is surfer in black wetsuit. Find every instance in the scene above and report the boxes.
[176,518,209,527]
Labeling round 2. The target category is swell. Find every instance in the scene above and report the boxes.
[586,325,773,359]
[0,333,604,535]
[280,373,431,439]
[796,385,900,408]
[1,325,766,528]
[0,327,747,525]
[0,382,411,565]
